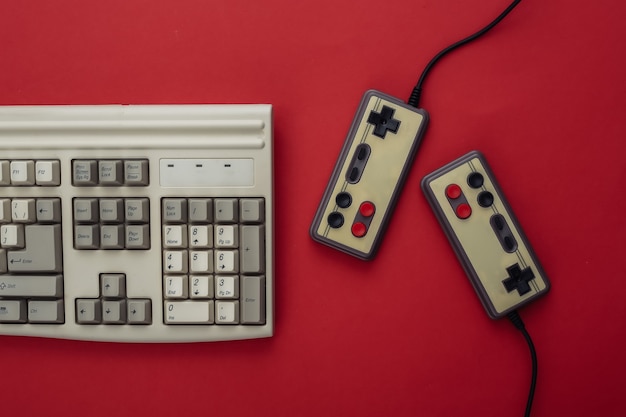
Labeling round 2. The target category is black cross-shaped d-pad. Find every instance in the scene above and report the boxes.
[367,106,400,138]
[502,263,535,296]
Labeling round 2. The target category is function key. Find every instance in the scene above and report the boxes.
[35,160,61,186]
[10,160,35,185]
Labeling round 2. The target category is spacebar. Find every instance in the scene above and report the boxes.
[0,275,63,297]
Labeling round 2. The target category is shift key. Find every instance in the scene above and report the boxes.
[7,224,62,272]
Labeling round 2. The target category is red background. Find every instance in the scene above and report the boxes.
[1,0,625,416]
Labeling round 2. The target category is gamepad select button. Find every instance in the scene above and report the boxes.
[477,191,494,207]
[336,192,352,208]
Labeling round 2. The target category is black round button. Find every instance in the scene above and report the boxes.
[335,192,352,209]
[327,212,344,228]
[477,191,494,207]
[467,172,484,188]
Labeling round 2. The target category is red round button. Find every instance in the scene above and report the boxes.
[446,184,462,199]
[359,201,375,217]
[456,203,472,219]
[352,222,367,237]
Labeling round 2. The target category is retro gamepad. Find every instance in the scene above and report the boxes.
[310,90,429,260]
[421,150,550,318]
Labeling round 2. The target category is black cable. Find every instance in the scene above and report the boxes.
[408,0,523,108]
[507,310,538,417]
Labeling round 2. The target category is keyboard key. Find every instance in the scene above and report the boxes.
[125,224,150,249]
[189,250,213,273]
[7,224,63,272]
[101,273,126,298]
[28,300,64,323]
[99,198,124,223]
[36,198,62,223]
[124,160,149,186]
[214,198,238,223]
[11,199,36,223]
[188,225,212,248]
[163,250,188,274]
[74,198,99,223]
[125,198,149,223]
[102,299,126,324]
[188,198,212,223]
[75,224,100,249]
[98,160,124,185]
[215,275,239,299]
[0,199,10,223]
[10,160,35,185]
[215,250,239,273]
[164,300,214,324]
[0,161,9,185]
[100,224,125,249]
[127,299,152,324]
[164,274,188,298]
[215,300,239,324]
[72,160,98,186]
[189,275,214,299]
[240,198,265,223]
[240,225,265,273]
[0,299,27,323]
[1,224,25,248]
[35,160,61,186]
[215,224,238,247]
[0,275,63,297]
[241,275,266,324]
[163,225,187,248]
[76,299,101,324]
[162,198,187,223]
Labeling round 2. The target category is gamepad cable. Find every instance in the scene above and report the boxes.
[507,310,538,417]
[408,0,522,108]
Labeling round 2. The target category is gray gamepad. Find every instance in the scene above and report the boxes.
[421,151,550,318]
[310,90,429,260]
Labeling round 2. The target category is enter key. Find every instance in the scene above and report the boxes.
[7,224,63,273]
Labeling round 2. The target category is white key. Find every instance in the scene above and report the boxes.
[215,275,239,299]
[215,225,238,248]
[163,225,186,248]
[189,250,213,273]
[11,199,36,223]
[164,301,214,324]
[188,225,212,248]
[215,250,238,273]
[164,275,188,299]
[10,160,35,185]
[35,160,61,186]
[189,275,213,299]
[163,250,187,273]
[215,300,239,324]
[1,224,25,248]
